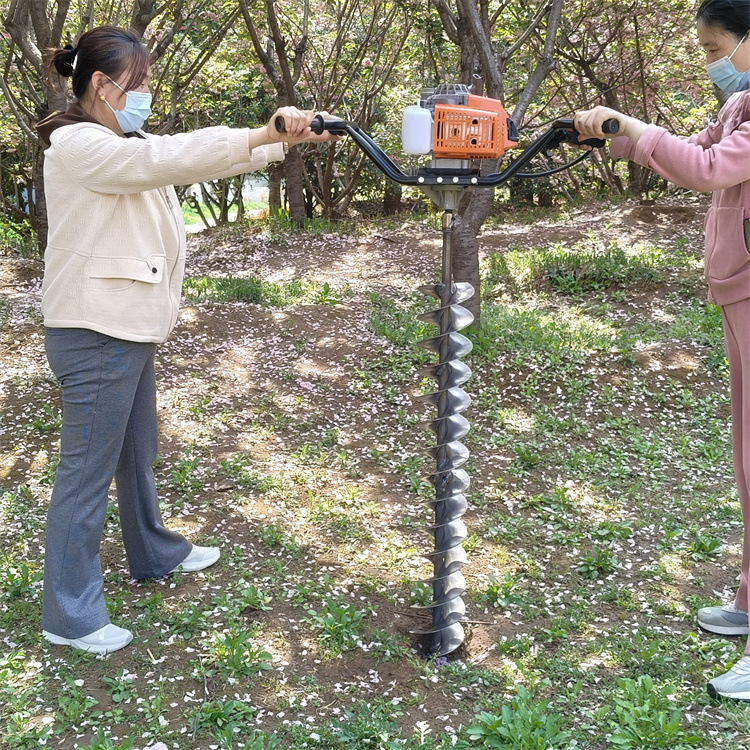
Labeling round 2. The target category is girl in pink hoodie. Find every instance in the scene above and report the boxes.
[575,0,750,701]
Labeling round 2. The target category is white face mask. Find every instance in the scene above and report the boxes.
[102,74,152,132]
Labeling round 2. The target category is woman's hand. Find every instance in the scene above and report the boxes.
[574,106,648,146]
[266,107,341,145]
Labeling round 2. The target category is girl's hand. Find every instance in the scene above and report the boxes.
[574,106,622,141]
[266,107,341,144]
[574,106,647,146]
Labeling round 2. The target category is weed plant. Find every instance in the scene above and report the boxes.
[305,598,366,656]
[467,684,572,749]
[604,675,703,749]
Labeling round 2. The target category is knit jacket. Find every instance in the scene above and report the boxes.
[609,88,750,305]
[37,105,285,343]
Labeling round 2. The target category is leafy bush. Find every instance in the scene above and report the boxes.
[207,628,273,677]
[467,684,572,749]
[0,217,36,257]
[606,675,701,749]
[306,598,365,656]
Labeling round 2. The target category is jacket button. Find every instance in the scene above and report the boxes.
[151,267,158,273]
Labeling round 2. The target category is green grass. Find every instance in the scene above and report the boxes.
[483,237,677,297]
[180,199,267,225]
[1,217,748,749]
[182,274,349,306]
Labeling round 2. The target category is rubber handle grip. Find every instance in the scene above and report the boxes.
[274,114,325,135]
[551,117,619,148]
[553,118,620,136]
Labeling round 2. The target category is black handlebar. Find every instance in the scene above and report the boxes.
[275,112,620,186]
[274,114,351,135]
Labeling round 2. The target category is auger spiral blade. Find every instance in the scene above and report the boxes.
[422,544,468,573]
[415,387,471,415]
[410,213,474,658]
[431,623,465,657]
[417,332,473,360]
[426,440,470,472]
[411,598,466,634]
[428,468,470,495]
[422,412,471,442]
[419,281,475,305]
[412,571,467,607]
[418,304,475,331]
[418,360,473,389]
[427,519,467,550]
[426,493,468,524]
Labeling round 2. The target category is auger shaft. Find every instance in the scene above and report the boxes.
[412,205,474,657]
[441,211,454,308]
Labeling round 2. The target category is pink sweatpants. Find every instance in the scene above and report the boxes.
[720,298,750,655]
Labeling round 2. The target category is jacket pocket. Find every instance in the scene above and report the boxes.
[88,255,165,292]
[705,206,750,281]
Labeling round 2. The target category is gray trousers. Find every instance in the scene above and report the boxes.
[43,328,191,638]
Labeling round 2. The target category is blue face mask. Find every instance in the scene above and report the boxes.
[706,31,750,96]
[103,75,152,133]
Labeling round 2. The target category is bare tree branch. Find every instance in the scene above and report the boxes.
[429,0,458,44]
[0,72,39,142]
[512,0,563,123]
[500,1,551,61]
[456,0,501,94]
[5,0,43,70]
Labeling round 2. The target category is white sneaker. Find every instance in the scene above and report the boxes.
[169,544,220,573]
[43,623,133,654]
[697,602,749,636]
[706,655,750,701]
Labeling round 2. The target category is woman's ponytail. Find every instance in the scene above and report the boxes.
[50,44,77,78]
[45,27,147,100]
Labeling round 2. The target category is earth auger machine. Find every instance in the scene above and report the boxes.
[277,85,618,657]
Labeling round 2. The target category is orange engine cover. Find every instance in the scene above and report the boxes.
[432,94,518,159]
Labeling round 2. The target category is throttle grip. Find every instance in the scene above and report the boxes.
[274,113,326,135]
[552,117,619,148]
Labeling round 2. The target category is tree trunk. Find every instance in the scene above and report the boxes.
[453,186,493,324]
[383,180,402,215]
[442,0,564,329]
[268,162,283,215]
[627,162,652,196]
[284,146,306,228]
[32,145,47,256]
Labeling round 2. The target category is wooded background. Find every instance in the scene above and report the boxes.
[1,0,715,321]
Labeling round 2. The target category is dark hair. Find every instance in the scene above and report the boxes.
[48,26,149,99]
[696,0,750,39]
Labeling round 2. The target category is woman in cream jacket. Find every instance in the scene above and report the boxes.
[36,25,334,654]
